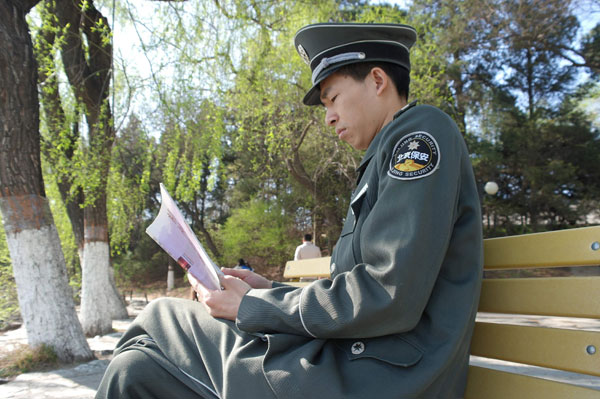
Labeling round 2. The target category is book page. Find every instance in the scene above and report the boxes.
[146,183,222,290]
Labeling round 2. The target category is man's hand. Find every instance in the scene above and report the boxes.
[222,267,272,289]
[189,270,271,321]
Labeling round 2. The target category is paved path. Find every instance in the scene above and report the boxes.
[1,359,110,399]
[0,326,125,399]
[1,305,599,398]
[0,305,140,399]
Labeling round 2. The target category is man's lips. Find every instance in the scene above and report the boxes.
[336,128,346,137]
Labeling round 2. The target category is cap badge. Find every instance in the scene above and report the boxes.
[388,131,440,180]
[297,44,310,65]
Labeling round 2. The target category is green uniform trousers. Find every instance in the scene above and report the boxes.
[95,297,276,399]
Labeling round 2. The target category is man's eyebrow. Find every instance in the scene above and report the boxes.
[320,86,331,102]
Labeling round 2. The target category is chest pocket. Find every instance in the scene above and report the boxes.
[333,183,370,272]
[340,183,369,236]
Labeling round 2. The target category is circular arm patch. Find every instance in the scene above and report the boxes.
[387,131,440,180]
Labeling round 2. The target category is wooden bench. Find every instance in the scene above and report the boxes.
[283,226,600,398]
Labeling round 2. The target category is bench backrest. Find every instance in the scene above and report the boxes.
[283,226,600,398]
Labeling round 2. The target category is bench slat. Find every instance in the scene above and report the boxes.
[483,226,600,270]
[479,276,600,318]
[470,322,600,376]
[465,366,600,399]
[283,257,331,279]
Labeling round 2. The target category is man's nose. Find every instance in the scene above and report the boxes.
[325,109,338,126]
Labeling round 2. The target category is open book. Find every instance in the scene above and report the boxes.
[146,183,223,290]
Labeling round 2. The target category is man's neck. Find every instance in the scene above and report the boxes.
[382,97,408,128]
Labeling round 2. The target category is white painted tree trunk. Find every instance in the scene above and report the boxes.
[107,263,128,319]
[80,241,128,336]
[7,225,93,362]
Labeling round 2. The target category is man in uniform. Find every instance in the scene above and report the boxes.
[96,22,482,399]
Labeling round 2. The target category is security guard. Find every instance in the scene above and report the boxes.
[96,23,483,399]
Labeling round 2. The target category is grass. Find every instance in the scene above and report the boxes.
[0,344,58,379]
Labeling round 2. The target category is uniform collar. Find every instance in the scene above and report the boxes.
[355,100,418,180]
[393,100,417,120]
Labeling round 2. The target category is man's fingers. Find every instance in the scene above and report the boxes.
[222,267,250,278]
[188,272,217,304]
[219,274,240,288]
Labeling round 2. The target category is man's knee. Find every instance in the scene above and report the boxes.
[144,296,176,313]
[96,349,159,398]
[142,297,195,319]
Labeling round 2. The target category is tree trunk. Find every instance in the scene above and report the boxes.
[36,21,86,264]
[49,0,128,335]
[450,49,468,136]
[284,124,345,242]
[80,192,128,336]
[181,171,221,259]
[0,0,92,362]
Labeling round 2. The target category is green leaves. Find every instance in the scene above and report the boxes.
[107,116,154,255]
[218,198,295,270]
[28,0,599,277]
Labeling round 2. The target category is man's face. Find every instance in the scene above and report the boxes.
[319,72,381,150]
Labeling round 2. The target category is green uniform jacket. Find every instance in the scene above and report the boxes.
[237,103,483,398]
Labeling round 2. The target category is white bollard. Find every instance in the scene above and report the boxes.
[167,267,175,291]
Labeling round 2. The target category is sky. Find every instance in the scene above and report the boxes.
[105,0,600,134]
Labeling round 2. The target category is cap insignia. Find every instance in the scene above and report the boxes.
[297,44,310,65]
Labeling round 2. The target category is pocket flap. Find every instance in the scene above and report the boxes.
[335,335,423,367]
[339,203,357,237]
[350,183,368,217]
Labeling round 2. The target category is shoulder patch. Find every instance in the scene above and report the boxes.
[388,131,440,180]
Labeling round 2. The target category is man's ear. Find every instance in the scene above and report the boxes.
[370,67,389,96]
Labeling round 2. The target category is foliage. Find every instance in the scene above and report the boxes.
[0,214,20,331]
[498,0,578,117]
[159,100,228,259]
[412,0,600,235]
[219,0,454,253]
[108,115,154,255]
[112,232,174,288]
[22,0,600,284]
[218,199,296,276]
[345,2,452,108]
[505,102,598,227]
[581,23,600,77]
[0,344,58,378]
[34,0,115,209]
[93,0,461,278]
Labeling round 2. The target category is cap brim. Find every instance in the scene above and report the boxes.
[301,63,350,106]
[303,84,322,106]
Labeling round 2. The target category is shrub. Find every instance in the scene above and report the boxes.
[0,344,58,378]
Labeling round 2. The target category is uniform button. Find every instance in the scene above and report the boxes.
[351,341,365,355]
[330,263,336,274]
